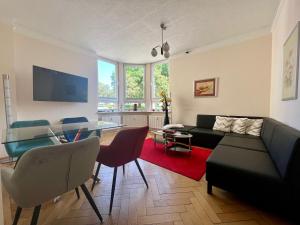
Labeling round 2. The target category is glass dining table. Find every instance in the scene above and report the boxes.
[1,120,122,145]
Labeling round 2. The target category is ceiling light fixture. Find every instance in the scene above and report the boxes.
[151,23,170,59]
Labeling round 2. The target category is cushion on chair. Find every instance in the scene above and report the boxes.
[219,136,267,152]
[5,138,55,158]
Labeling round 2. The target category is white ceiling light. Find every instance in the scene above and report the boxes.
[151,23,170,59]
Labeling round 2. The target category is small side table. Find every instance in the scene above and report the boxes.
[151,130,193,153]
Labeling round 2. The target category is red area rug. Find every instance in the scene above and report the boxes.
[140,138,212,181]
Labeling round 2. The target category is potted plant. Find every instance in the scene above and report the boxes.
[160,91,171,125]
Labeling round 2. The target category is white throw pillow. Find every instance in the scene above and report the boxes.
[246,119,263,136]
[163,124,184,130]
[231,118,248,134]
[213,116,234,132]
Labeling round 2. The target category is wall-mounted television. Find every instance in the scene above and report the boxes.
[33,66,88,102]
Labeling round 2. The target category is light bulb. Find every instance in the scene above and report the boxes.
[164,51,170,58]
[163,42,170,52]
[151,48,158,57]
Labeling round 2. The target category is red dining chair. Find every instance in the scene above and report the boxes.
[91,126,149,214]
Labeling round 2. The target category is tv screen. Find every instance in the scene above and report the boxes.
[33,66,88,102]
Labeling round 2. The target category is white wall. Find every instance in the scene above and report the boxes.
[13,33,98,123]
[270,0,300,130]
[170,35,272,125]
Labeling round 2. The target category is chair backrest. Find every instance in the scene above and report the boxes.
[61,117,91,142]
[61,117,88,124]
[4,137,99,208]
[5,120,51,158]
[100,126,148,166]
[10,120,50,128]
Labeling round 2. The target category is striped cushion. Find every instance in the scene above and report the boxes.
[246,119,263,136]
[231,118,248,134]
[213,116,234,132]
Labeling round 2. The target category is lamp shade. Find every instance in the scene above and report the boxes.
[163,42,170,52]
[164,51,170,58]
[151,48,158,57]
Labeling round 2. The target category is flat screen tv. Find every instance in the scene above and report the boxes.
[33,66,88,102]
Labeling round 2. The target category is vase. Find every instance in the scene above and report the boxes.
[164,109,170,125]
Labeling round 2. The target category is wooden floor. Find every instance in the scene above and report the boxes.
[1,130,295,225]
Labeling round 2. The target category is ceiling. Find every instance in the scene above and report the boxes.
[0,0,280,63]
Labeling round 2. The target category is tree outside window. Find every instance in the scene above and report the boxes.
[98,60,118,111]
[152,62,170,111]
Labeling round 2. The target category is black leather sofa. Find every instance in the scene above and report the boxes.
[175,114,300,211]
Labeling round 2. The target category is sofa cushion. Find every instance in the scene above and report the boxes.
[261,118,282,149]
[225,132,259,139]
[219,136,267,152]
[196,114,216,129]
[207,145,281,181]
[268,125,300,178]
[213,116,234,132]
[231,118,248,134]
[189,127,224,148]
[191,127,224,137]
[245,119,263,136]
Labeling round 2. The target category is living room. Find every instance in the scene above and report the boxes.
[0,0,300,224]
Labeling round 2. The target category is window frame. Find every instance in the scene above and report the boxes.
[123,63,146,103]
[97,58,119,111]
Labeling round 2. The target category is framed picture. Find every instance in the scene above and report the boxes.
[194,78,216,97]
[282,21,300,101]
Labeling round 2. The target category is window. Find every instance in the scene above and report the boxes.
[97,60,118,111]
[151,62,170,111]
[124,64,145,99]
[124,64,145,111]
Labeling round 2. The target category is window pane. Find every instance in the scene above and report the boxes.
[124,102,146,111]
[125,65,145,99]
[152,102,163,111]
[98,60,117,99]
[98,102,118,111]
[152,63,169,98]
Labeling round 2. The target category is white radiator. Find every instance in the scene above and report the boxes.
[148,115,164,129]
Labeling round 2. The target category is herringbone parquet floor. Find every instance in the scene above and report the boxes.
[2,130,294,225]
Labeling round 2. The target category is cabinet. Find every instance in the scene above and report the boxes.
[122,115,148,127]
[100,115,121,124]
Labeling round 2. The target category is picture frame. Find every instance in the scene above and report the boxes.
[194,78,217,97]
[282,21,300,101]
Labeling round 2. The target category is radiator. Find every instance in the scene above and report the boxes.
[148,115,164,129]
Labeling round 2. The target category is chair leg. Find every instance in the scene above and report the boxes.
[75,187,80,199]
[207,182,212,194]
[109,167,118,215]
[12,207,22,225]
[135,159,148,188]
[80,184,103,223]
[91,163,101,191]
[30,205,41,225]
[122,164,125,175]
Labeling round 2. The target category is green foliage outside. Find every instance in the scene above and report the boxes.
[125,65,145,99]
[153,63,169,98]
[98,71,117,98]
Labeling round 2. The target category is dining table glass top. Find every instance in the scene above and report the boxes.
[1,121,122,144]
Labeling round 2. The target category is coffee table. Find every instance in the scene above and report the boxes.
[152,130,193,153]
